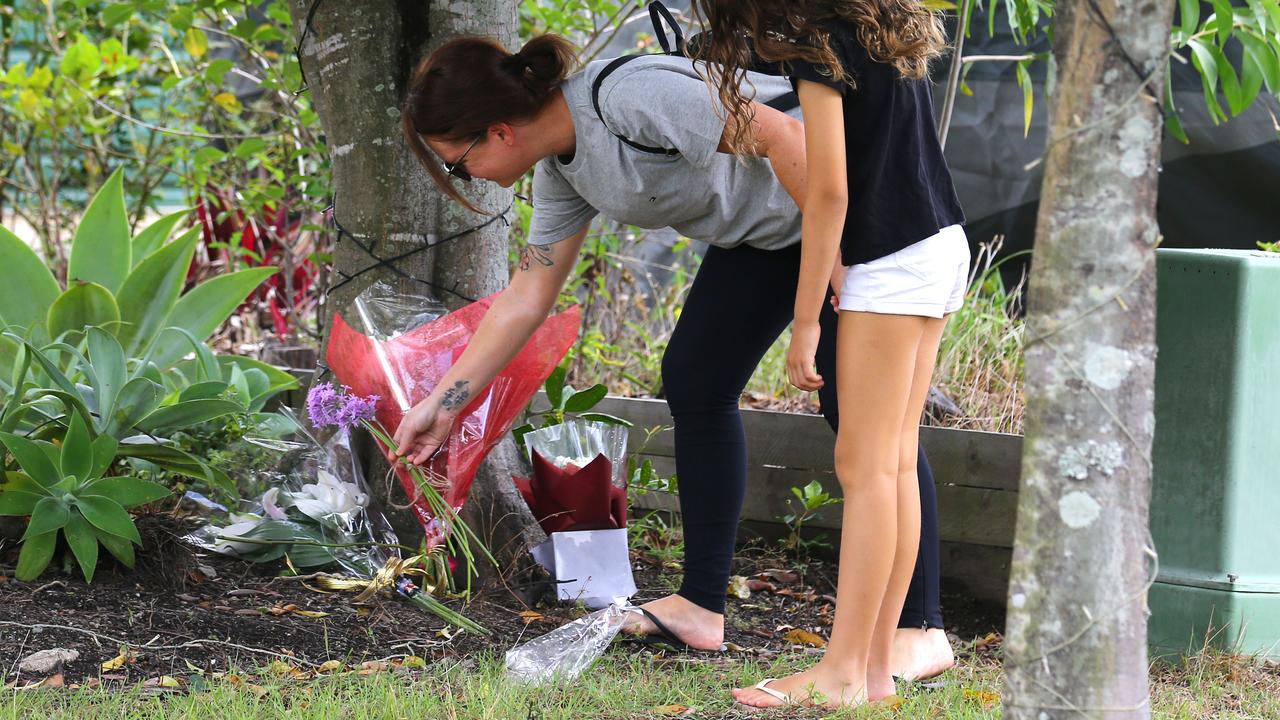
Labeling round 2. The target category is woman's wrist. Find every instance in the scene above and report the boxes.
[435,378,474,416]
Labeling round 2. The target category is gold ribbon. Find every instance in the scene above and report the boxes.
[307,553,450,603]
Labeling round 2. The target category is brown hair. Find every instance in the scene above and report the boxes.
[689,0,947,153]
[401,34,576,212]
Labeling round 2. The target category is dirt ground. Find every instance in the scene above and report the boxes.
[0,514,1003,687]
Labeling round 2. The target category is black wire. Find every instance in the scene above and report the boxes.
[292,0,325,95]
[325,196,513,304]
[1084,0,1157,86]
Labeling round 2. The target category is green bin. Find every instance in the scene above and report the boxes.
[1149,248,1280,661]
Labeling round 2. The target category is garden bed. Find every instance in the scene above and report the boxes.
[1,515,1002,689]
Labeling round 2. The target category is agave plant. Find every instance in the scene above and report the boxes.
[0,167,279,376]
[0,327,283,503]
[0,409,170,582]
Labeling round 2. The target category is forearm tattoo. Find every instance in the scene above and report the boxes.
[440,380,472,411]
[518,244,555,272]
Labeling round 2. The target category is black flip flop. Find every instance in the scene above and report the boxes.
[620,607,727,653]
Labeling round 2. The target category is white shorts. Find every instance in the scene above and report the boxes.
[838,225,971,318]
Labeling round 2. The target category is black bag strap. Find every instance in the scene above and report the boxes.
[649,0,684,55]
[589,1,800,156]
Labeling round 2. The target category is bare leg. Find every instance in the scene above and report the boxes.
[867,317,947,699]
[734,311,928,709]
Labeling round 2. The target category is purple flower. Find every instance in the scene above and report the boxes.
[307,382,380,431]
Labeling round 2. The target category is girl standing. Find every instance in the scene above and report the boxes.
[690,0,968,708]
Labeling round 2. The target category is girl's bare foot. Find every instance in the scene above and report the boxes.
[890,627,954,680]
[621,594,725,650]
[732,665,871,709]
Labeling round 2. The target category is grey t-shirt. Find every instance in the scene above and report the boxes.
[528,55,803,250]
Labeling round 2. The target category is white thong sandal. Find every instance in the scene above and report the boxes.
[750,678,792,706]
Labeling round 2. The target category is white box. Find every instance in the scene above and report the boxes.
[530,528,636,609]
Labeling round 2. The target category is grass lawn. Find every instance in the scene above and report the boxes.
[6,640,1276,719]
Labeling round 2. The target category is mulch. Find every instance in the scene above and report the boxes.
[0,514,1003,688]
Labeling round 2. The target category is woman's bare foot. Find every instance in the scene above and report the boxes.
[732,664,871,709]
[621,594,725,650]
[890,627,954,680]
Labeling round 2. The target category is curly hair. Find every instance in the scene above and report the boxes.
[689,0,947,154]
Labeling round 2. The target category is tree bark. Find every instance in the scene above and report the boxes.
[1004,1,1176,718]
[290,0,546,592]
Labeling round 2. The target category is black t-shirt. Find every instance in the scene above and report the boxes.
[789,18,966,267]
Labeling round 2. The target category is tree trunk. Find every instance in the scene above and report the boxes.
[1003,1,1176,717]
[290,0,547,593]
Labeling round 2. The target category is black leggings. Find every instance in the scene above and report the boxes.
[661,242,944,629]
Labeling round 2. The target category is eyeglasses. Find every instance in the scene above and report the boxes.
[444,134,483,182]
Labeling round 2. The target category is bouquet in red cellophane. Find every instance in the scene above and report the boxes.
[325,282,579,551]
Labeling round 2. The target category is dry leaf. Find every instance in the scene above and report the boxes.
[760,569,800,584]
[144,676,182,689]
[518,610,546,624]
[654,704,691,716]
[727,575,752,599]
[963,689,1001,707]
[39,673,64,688]
[317,660,343,674]
[249,684,270,699]
[974,632,1003,649]
[101,653,127,671]
[746,579,776,593]
[292,610,329,619]
[358,661,389,675]
[783,629,827,648]
[397,656,427,669]
[876,694,905,712]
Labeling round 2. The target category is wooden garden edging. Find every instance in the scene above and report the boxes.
[592,396,1023,605]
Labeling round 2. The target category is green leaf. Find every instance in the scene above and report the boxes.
[76,494,140,545]
[1188,38,1227,122]
[137,399,243,433]
[1177,0,1200,35]
[69,167,131,294]
[546,365,567,410]
[87,327,127,421]
[0,225,60,332]
[46,282,120,342]
[104,377,163,438]
[178,381,230,402]
[102,3,134,28]
[23,496,70,539]
[90,434,119,480]
[1206,42,1244,115]
[60,410,94,482]
[1164,69,1190,144]
[15,530,56,581]
[1015,60,1034,137]
[131,209,191,267]
[150,268,278,369]
[1208,0,1234,45]
[0,432,63,488]
[233,138,266,159]
[1239,31,1280,93]
[94,525,135,568]
[577,412,634,428]
[83,477,170,509]
[0,486,43,516]
[8,336,86,417]
[64,511,100,583]
[115,227,200,357]
[563,384,608,413]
